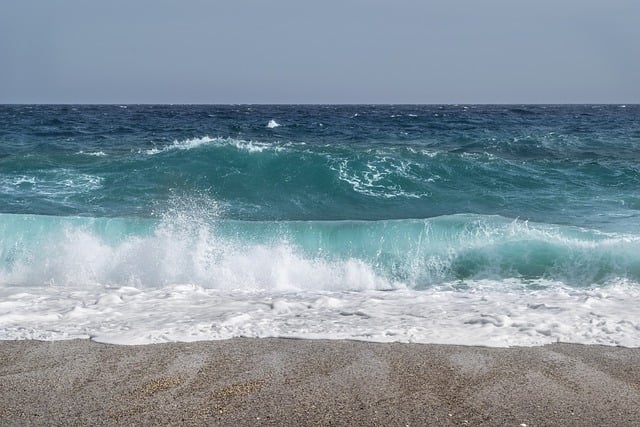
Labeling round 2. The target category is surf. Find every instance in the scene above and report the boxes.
[2,211,638,289]
[2,105,640,347]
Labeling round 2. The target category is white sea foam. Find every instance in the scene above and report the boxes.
[145,136,218,154]
[0,171,102,196]
[76,151,107,157]
[1,280,639,347]
[267,119,280,128]
[0,232,390,292]
[146,136,283,155]
[330,155,433,199]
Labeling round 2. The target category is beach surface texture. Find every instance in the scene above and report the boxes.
[1,338,639,426]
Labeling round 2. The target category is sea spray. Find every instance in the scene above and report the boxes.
[1,104,640,346]
[2,210,638,289]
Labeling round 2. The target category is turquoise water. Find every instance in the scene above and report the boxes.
[1,212,638,288]
[1,104,639,288]
[2,104,640,346]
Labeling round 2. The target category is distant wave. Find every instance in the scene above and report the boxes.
[76,151,107,157]
[145,136,285,155]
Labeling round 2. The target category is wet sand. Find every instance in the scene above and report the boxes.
[1,338,639,426]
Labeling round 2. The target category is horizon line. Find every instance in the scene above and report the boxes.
[1,102,637,106]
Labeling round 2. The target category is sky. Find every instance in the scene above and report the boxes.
[1,0,639,104]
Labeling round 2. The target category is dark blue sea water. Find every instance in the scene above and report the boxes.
[1,105,639,345]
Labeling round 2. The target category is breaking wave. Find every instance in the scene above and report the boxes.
[2,209,638,289]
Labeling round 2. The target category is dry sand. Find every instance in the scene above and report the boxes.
[1,338,639,426]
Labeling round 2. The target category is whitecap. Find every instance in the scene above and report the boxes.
[145,136,218,154]
[146,136,285,155]
[267,119,280,128]
[76,151,107,157]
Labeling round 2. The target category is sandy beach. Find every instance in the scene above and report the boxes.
[0,339,638,426]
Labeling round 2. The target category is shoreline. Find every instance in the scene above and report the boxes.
[1,338,639,426]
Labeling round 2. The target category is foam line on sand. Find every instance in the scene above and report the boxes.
[1,338,639,426]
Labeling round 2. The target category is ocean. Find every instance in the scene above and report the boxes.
[1,104,639,346]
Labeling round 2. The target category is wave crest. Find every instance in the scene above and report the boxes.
[145,136,284,155]
[1,208,639,289]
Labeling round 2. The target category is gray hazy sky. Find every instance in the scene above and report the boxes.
[1,0,639,104]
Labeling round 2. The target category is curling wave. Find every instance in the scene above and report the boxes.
[2,212,638,289]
